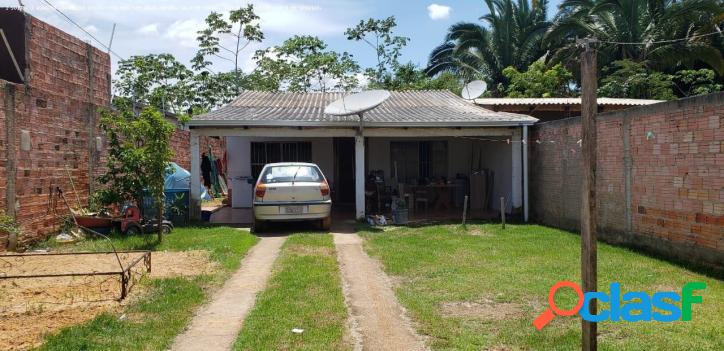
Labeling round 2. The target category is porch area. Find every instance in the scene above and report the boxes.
[187,91,537,224]
[197,128,527,225]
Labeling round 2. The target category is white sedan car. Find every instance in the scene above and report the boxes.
[251,162,332,232]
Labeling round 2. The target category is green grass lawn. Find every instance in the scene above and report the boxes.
[35,226,259,351]
[360,224,724,351]
[234,234,351,351]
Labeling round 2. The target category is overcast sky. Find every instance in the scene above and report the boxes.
[12,0,560,75]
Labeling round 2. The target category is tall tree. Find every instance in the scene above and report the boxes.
[345,16,410,85]
[253,35,360,92]
[114,54,194,114]
[193,5,264,95]
[544,0,724,75]
[426,0,551,94]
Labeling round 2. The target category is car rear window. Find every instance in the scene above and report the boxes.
[259,165,322,184]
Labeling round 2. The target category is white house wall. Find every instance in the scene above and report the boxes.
[226,136,334,208]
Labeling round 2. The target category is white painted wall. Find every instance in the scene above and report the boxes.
[227,137,253,208]
[226,136,334,208]
[225,133,521,213]
[477,136,518,212]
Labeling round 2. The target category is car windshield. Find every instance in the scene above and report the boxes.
[259,165,322,184]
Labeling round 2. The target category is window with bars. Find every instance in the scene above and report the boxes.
[251,142,312,178]
[391,141,448,182]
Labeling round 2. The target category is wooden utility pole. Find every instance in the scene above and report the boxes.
[578,37,598,351]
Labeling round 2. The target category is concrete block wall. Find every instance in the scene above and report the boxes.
[530,92,723,272]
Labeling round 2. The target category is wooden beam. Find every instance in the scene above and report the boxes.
[579,38,598,351]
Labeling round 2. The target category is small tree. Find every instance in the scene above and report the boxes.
[672,69,723,97]
[502,61,575,98]
[0,210,20,251]
[598,60,676,100]
[345,16,409,86]
[97,105,175,241]
[376,63,463,92]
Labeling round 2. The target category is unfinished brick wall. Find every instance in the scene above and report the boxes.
[1,15,112,248]
[530,92,723,271]
[1,14,223,250]
[171,130,225,171]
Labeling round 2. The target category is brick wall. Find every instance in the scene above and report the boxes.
[1,15,112,248]
[530,92,723,272]
[1,14,224,250]
[171,129,225,171]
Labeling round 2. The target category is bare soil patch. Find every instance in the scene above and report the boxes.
[0,250,216,350]
[468,227,490,236]
[440,299,522,321]
[286,244,335,257]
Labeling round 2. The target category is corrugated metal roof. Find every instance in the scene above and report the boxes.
[474,97,663,106]
[190,90,538,127]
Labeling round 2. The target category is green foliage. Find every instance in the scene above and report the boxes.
[192,70,242,110]
[0,210,19,236]
[672,69,723,97]
[234,234,349,351]
[427,0,550,94]
[544,0,724,76]
[114,54,194,115]
[360,224,724,350]
[96,106,176,217]
[371,62,463,92]
[37,227,259,351]
[345,16,410,86]
[502,61,575,97]
[253,35,360,92]
[599,60,676,100]
[193,5,264,95]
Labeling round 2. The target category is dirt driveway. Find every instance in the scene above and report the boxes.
[334,231,428,351]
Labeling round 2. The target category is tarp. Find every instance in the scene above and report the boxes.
[165,162,212,201]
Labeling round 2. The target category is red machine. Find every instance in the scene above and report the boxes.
[119,204,173,235]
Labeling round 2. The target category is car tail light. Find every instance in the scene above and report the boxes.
[255,183,266,198]
[320,180,330,196]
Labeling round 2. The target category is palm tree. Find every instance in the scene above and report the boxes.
[544,0,724,75]
[426,0,551,93]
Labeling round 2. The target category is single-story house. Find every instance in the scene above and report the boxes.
[475,97,662,122]
[188,91,538,221]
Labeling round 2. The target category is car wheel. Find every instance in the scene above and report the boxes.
[124,224,142,236]
[161,224,172,235]
[320,215,332,231]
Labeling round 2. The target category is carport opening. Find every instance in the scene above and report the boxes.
[364,136,513,221]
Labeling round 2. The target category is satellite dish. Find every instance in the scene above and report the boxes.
[461,80,487,100]
[325,90,391,116]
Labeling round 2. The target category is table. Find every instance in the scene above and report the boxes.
[409,184,458,211]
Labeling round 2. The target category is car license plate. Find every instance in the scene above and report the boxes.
[282,206,305,214]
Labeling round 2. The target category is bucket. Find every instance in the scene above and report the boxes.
[392,209,408,225]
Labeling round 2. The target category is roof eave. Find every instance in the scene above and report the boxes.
[188,119,538,128]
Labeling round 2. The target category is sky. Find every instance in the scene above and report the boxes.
[8,0,560,75]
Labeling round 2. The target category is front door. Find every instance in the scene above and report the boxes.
[334,138,355,204]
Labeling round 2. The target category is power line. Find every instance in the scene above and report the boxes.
[38,0,124,61]
[599,30,722,45]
